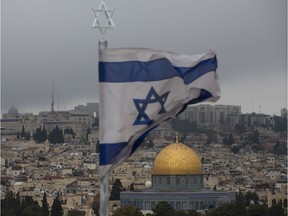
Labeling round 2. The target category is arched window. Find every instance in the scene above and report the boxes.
[145,202,150,210]
[195,201,199,210]
[176,202,181,210]
[183,202,187,210]
[190,201,194,209]
[272,199,277,205]
[200,201,205,209]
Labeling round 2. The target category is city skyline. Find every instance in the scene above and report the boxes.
[1,0,287,116]
[1,100,284,117]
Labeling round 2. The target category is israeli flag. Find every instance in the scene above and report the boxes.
[99,48,220,176]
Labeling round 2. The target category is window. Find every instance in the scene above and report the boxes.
[155,177,159,184]
[181,177,186,184]
[145,202,150,210]
[171,177,176,184]
[190,201,194,209]
[200,201,204,209]
[183,203,187,210]
[195,201,199,210]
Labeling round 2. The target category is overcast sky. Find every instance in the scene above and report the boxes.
[1,0,287,116]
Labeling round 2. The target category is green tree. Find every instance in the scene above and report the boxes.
[59,128,64,143]
[1,190,20,216]
[244,191,259,206]
[50,197,63,216]
[273,116,287,133]
[35,127,48,143]
[110,179,125,200]
[21,125,26,138]
[16,192,21,208]
[186,210,201,216]
[34,127,41,143]
[67,209,86,216]
[72,169,84,177]
[175,210,201,216]
[64,127,75,139]
[1,191,45,216]
[223,133,234,145]
[22,204,45,216]
[246,205,269,216]
[235,117,246,133]
[42,127,47,141]
[175,210,188,216]
[41,192,50,216]
[207,204,245,216]
[49,125,64,144]
[252,130,260,144]
[1,208,18,216]
[273,140,287,155]
[230,145,240,154]
[21,196,37,210]
[236,191,245,205]
[153,201,175,216]
[269,203,285,216]
[130,183,135,191]
[111,205,144,216]
[206,132,219,144]
[91,194,100,216]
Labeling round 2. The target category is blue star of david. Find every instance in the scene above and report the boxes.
[133,87,170,125]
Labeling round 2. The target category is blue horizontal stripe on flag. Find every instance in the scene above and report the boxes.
[99,57,217,84]
[100,142,128,165]
[100,127,156,165]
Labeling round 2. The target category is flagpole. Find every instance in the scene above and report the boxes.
[99,40,109,216]
[91,1,115,216]
[99,169,109,216]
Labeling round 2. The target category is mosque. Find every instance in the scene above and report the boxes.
[120,138,236,211]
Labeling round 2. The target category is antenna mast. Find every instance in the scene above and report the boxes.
[51,81,55,112]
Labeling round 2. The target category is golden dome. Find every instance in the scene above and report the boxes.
[152,142,202,175]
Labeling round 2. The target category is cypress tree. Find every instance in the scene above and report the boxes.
[42,127,47,142]
[42,192,49,216]
[21,125,26,138]
[110,179,125,200]
[34,127,41,143]
[51,196,63,216]
[59,128,64,143]
[49,125,64,144]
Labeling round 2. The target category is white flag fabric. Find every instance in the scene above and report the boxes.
[98,48,220,215]
[99,48,220,175]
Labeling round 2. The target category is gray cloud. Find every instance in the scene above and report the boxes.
[1,0,287,115]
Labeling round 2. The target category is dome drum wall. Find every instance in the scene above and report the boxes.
[152,174,204,191]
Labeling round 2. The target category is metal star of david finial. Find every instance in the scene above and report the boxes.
[91,1,115,36]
